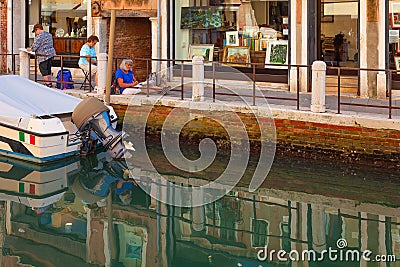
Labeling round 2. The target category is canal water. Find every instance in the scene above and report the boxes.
[0,144,399,267]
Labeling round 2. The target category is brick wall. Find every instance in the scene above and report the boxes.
[113,104,400,163]
[108,17,152,82]
[0,1,7,73]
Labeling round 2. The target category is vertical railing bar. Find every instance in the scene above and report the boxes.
[60,55,64,89]
[252,62,256,106]
[389,69,393,119]
[212,62,216,102]
[297,66,300,110]
[88,56,92,92]
[181,61,184,100]
[146,59,150,97]
[338,67,341,114]
[34,54,37,82]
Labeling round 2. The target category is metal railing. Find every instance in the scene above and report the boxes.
[4,52,400,118]
[326,66,400,119]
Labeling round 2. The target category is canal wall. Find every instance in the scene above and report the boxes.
[66,92,400,164]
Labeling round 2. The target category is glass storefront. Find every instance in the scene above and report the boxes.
[320,0,359,67]
[389,0,400,70]
[174,0,289,66]
[28,0,88,61]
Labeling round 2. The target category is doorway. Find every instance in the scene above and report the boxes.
[319,0,359,68]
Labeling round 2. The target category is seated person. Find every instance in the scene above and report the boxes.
[116,58,141,95]
[78,35,99,88]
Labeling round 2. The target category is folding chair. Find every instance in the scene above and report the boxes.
[79,67,94,90]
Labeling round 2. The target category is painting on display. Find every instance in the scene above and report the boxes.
[265,40,288,69]
[394,56,400,70]
[392,3,400,28]
[181,7,222,29]
[188,44,214,62]
[222,46,251,66]
[225,31,239,46]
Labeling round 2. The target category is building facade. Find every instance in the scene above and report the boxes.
[0,0,396,98]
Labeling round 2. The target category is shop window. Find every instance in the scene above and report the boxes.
[320,1,359,67]
[389,0,400,70]
[174,0,289,65]
[40,0,88,38]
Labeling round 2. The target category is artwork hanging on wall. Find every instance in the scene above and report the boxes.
[265,40,288,69]
[180,7,222,29]
[188,44,214,62]
[391,9,400,29]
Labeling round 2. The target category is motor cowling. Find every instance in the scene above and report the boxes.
[72,97,128,159]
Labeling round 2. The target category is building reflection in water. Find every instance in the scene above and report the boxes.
[0,151,399,267]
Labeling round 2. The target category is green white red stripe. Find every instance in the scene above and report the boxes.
[18,182,36,194]
[19,132,36,145]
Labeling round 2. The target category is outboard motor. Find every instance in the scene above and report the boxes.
[72,97,129,159]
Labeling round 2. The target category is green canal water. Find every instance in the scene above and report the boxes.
[1,143,400,267]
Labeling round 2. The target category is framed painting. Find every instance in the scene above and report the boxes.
[391,12,400,28]
[226,31,239,46]
[394,56,400,70]
[188,44,214,62]
[222,46,251,66]
[265,40,288,69]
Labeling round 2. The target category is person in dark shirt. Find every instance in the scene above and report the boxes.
[27,24,56,87]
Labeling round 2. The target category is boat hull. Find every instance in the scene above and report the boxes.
[0,117,81,164]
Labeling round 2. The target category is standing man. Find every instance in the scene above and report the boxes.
[78,35,99,90]
[27,23,56,87]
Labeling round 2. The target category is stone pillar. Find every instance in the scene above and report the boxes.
[97,53,107,94]
[191,189,205,232]
[86,0,93,38]
[311,204,326,253]
[289,0,297,93]
[311,61,326,112]
[300,0,308,92]
[19,50,30,79]
[377,0,387,99]
[92,17,107,54]
[7,0,25,73]
[360,212,368,267]
[360,0,380,98]
[378,215,387,266]
[149,17,158,74]
[359,0,368,98]
[192,56,205,102]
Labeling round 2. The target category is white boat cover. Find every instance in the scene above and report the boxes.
[0,75,81,127]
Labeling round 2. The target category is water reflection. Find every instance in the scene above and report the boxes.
[0,151,399,266]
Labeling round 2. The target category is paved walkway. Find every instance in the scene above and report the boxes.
[28,70,400,121]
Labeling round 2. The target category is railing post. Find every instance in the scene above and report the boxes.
[192,56,204,102]
[311,61,326,113]
[19,50,30,79]
[97,53,108,95]
[212,62,216,102]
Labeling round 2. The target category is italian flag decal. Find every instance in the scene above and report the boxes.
[18,182,36,194]
[19,132,35,145]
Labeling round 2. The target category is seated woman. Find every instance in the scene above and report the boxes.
[115,58,142,95]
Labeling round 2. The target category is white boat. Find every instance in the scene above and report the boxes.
[0,75,125,164]
[0,155,79,209]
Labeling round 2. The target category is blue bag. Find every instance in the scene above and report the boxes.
[56,69,74,89]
